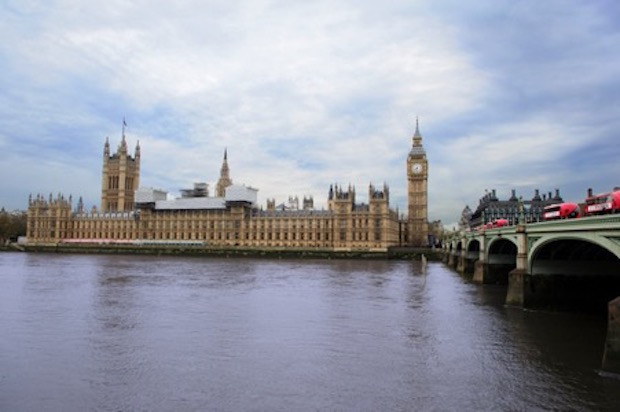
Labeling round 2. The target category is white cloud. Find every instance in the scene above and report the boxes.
[1,0,619,228]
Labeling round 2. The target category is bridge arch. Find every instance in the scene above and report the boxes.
[455,240,463,259]
[483,237,517,283]
[528,236,620,313]
[466,239,480,257]
[529,236,620,276]
[456,240,463,253]
[487,237,517,265]
[458,239,481,275]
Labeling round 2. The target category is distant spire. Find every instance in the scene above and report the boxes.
[221,149,229,176]
[216,148,232,197]
[409,116,426,156]
[118,118,128,154]
[414,116,422,139]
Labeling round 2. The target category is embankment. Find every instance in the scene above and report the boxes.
[18,243,442,261]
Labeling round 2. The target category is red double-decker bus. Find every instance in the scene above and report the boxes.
[478,219,509,230]
[542,202,580,220]
[584,188,620,216]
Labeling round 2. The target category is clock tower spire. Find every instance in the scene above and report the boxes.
[407,117,429,247]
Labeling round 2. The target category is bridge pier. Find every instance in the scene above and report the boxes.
[506,225,528,306]
[442,251,449,264]
[603,296,620,374]
[456,255,465,274]
[472,260,485,283]
[447,252,456,268]
[506,269,527,306]
[462,253,477,276]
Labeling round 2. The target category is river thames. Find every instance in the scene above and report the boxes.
[1,252,619,411]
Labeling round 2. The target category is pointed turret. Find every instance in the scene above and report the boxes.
[221,149,229,177]
[104,137,110,159]
[119,137,128,155]
[118,118,128,155]
[134,140,141,190]
[413,116,422,144]
[215,149,233,197]
[410,117,426,156]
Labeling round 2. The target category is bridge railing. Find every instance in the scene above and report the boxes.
[448,214,620,243]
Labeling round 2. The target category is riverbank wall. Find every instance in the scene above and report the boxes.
[13,244,442,261]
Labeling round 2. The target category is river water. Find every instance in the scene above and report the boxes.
[1,252,619,411]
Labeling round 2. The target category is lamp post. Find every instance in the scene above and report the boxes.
[518,196,532,225]
[524,201,532,223]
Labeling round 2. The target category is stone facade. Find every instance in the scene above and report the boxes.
[27,121,430,250]
[101,133,140,212]
[469,188,564,228]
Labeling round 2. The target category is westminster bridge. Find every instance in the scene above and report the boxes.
[444,214,620,312]
[444,214,620,372]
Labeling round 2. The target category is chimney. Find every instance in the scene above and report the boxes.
[510,189,517,201]
[587,188,593,198]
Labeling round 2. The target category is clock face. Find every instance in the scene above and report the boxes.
[412,163,423,174]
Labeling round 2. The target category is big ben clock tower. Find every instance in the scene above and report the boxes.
[407,117,429,247]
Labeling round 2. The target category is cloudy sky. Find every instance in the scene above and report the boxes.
[1,0,619,227]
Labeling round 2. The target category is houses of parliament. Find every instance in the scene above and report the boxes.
[26,121,430,250]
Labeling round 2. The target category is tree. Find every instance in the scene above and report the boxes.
[0,208,27,244]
